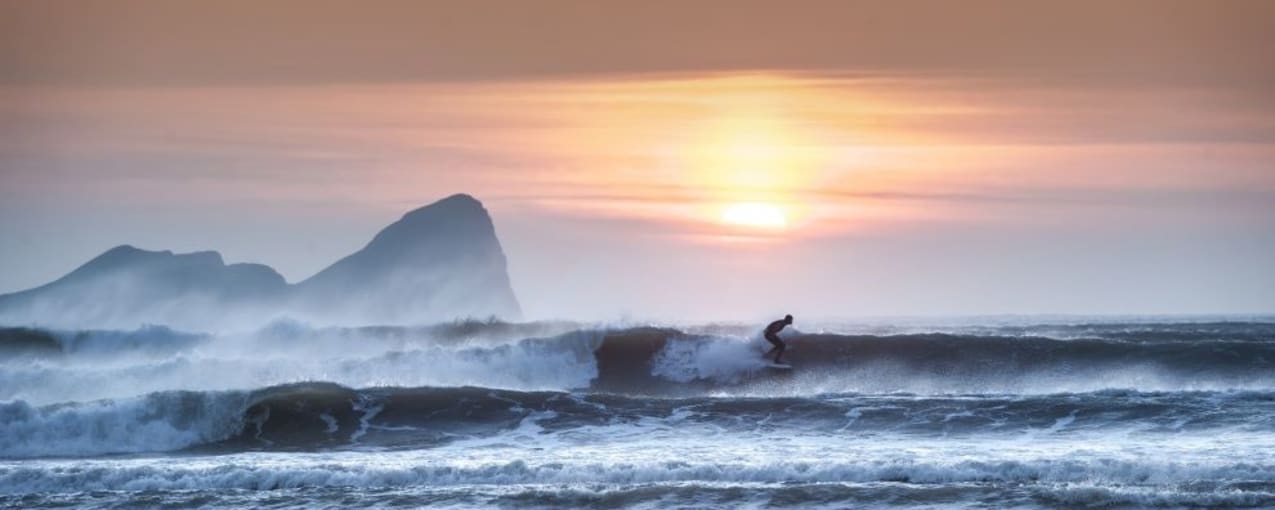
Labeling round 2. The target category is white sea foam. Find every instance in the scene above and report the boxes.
[0,391,248,458]
[650,334,771,383]
[3,440,1273,494]
[0,329,605,405]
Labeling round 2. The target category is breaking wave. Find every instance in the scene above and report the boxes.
[3,319,1274,508]
[2,321,1275,404]
[4,382,1275,459]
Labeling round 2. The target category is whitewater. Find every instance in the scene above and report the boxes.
[2,317,1275,508]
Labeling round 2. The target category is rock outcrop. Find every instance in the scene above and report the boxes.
[0,194,521,330]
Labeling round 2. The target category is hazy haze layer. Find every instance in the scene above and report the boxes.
[2,0,1272,320]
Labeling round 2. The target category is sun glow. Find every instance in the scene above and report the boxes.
[660,75,839,235]
[721,202,788,228]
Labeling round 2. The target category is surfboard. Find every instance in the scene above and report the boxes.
[767,363,793,370]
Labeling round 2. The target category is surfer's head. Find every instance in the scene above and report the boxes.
[784,314,793,324]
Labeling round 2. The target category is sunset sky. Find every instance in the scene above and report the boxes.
[2,0,1273,320]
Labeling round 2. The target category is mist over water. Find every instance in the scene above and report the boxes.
[7,317,1275,404]
[3,317,1275,508]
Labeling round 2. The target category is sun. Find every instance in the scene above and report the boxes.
[721,202,788,229]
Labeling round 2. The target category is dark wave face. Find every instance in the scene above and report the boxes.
[4,381,1274,458]
[229,384,1275,452]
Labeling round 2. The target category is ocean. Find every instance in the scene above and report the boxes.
[2,318,1274,508]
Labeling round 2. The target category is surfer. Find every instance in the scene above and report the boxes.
[764,314,793,364]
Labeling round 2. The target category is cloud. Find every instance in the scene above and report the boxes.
[3,0,1274,88]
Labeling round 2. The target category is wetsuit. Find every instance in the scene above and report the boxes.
[764,319,789,363]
